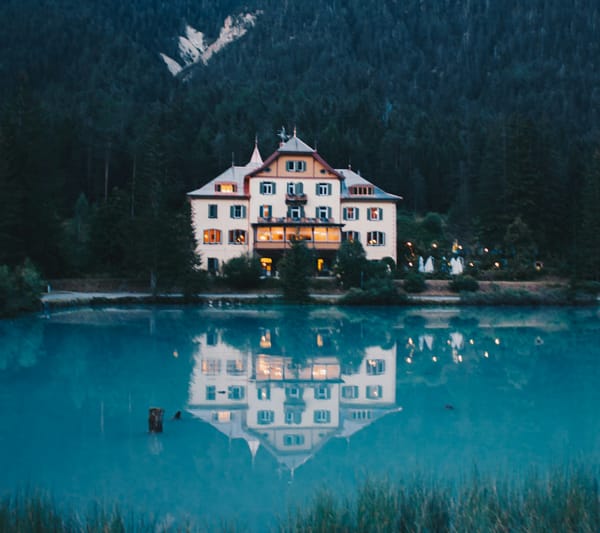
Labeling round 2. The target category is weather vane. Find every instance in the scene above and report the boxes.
[277,126,290,142]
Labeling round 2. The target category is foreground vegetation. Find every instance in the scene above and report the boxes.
[3,470,599,532]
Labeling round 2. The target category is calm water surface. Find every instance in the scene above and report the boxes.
[1,305,599,529]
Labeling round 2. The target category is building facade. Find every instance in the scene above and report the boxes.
[188,133,401,274]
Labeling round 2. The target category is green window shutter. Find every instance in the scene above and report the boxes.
[296,182,303,194]
[230,205,235,218]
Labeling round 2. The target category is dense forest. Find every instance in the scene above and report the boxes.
[1,0,600,282]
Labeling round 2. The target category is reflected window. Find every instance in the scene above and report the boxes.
[257,410,274,425]
[228,385,245,400]
[226,359,247,375]
[366,359,386,375]
[366,385,382,399]
[314,410,331,424]
[257,386,270,400]
[351,410,372,420]
[206,330,218,346]
[283,434,305,446]
[341,385,359,399]
[286,386,302,399]
[314,384,331,400]
[285,410,302,425]
[201,359,221,375]
[206,385,216,400]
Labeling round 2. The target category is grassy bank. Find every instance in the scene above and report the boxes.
[2,469,599,532]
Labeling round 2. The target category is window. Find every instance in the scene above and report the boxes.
[349,185,374,195]
[283,434,305,446]
[201,359,221,375]
[206,385,216,400]
[208,204,218,218]
[367,207,383,221]
[285,410,302,425]
[341,385,359,399]
[366,231,385,246]
[314,410,331,424]
[316,183,332,196]
[366,359,386,375]
[287,182,304,195]
[259,205,272,218]
[314,384,331,400]
[316,206,331,220]
[207,258,219,274]
[366,385,383,399]
[257,386,270,400]
[260,181,276,195]
[342,231,360,242]
[343,207,359,221]
[230,205,247,219]
[215,183,237,193]
[228,385,245,400]
[288,206,303,220]
[286,160,306,172]
[226,359,246,375]
[257,410,274,425]
[351,410,372,420]
[228,229,247,244]
[203,229,222,244]
[286,386,302,399]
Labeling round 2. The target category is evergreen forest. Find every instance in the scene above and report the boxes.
[1,0,600,282]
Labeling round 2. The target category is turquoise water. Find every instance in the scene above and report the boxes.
[1,305,599,529]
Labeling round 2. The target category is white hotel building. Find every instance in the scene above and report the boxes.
[188,132,401,274]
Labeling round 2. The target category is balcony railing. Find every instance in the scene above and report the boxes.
[285,193,307,205]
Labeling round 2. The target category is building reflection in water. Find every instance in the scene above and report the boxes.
[188,328,400,475]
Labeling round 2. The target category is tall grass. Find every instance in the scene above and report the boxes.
[2,469,599,532]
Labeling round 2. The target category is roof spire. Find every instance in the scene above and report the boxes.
[293,125,297,137]
[249,136,263,165]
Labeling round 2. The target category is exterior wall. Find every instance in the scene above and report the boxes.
[190,197,251,271]
[340,200,397,262]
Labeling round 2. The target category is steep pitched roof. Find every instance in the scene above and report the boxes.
[187,143,263,198]
[277,135,315,153]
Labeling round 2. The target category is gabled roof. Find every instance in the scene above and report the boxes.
[277,135,315,154]
[337,168,403,201]
[187,143,263,198]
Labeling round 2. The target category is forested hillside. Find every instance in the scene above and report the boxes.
[1,0,599,280]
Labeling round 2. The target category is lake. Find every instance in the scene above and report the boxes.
[1,305,599,530]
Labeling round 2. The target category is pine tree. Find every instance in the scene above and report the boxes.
[278,240,313,302]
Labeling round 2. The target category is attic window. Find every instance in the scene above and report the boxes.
[286,160,306,172]
[215,183,237,193]
[350,185,374,195]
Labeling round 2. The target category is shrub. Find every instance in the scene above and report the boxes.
[222,254,262,289]
[340,278,407,305]
[448,274,480,292]
[403,272,427,293]
[0,260,45,317]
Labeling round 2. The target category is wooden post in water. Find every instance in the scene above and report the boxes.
[148,407,164,433]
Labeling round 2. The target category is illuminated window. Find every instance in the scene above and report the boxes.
[314,384,331,400]
[366,231,385,246]
[259,205,272,218]
[203,229,222,244]
[226,359,247,375]
[228,385,245,400]
[283,434,305,446]
[230,205,247,219]
[366,385,383,399]
[228,229,247,244]
[260,182,276,195]
[206,385,216,400]
[343,207,359,220]
[313,410,331,423]
[208,204,218,218]
[316,182,332,196]
[201,359,221,375]
[366,359,386,375]
[367,207,383,221]
[341,385,359,399]
[215,183,236,193]
[342,231,360,242]
[257,386,270,400]
[286,160,306,172]
[257,410,274,425]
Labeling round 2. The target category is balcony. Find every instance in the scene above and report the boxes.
[285,193,307,205]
